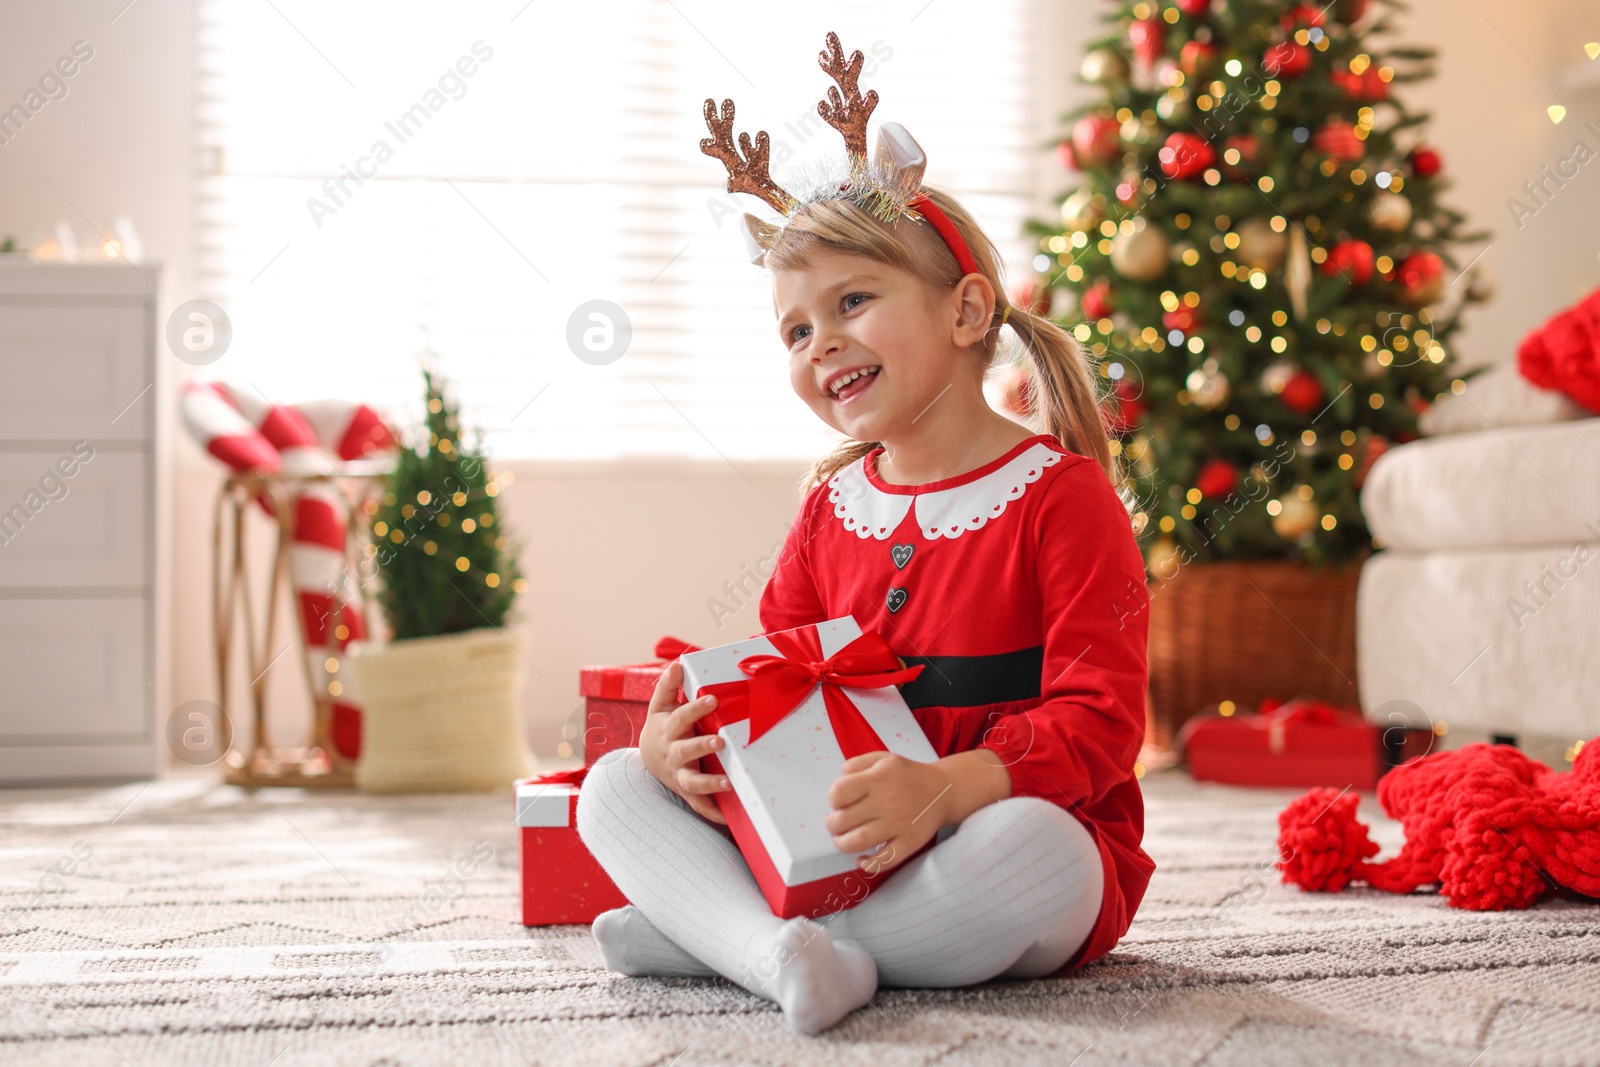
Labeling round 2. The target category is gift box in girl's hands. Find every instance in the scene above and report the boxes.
[677,615,943,920]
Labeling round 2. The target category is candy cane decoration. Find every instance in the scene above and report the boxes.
[181,380,395,760]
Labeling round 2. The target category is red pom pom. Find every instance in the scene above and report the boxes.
[1277,787,1380,892]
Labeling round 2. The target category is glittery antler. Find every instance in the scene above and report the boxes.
[816,31,879,162]
[700,98,797,215]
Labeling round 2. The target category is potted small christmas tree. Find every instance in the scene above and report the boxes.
[350,366,534,792]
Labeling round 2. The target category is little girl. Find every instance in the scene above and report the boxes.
[576,32,1152,1036]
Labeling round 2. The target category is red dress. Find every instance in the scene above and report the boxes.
[758,432,1154,971]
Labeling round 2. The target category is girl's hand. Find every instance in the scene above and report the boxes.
[824,751,952,875]
[639,660,731,825]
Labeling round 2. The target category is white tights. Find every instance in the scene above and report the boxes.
[575,747,1104,1025]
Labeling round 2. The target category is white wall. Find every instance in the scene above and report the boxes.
[2,0,1596,769]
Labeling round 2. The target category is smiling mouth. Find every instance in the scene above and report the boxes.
[829,367,881,404]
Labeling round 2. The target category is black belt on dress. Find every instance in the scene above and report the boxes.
[896,645,1044,709]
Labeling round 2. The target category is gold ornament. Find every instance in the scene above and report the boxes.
[1286,225,1311,320]
[1368,191,1412,233]
[1081,49,1130,86]
[1146,536,1184,581]
[1467,263,1497,301]
[1235,218,1288,271]
[1260,360,1296,394]
[1111,220,1170,282]
[1186,357,1230,410]
[1060,189,1101,231]
[1272,494,1320,539]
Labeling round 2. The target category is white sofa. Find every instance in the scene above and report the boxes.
[1357,361,1600,744]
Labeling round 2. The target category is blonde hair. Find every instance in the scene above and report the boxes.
[765,186,1126,504]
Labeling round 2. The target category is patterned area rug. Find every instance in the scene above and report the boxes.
[1,771,1596,1066]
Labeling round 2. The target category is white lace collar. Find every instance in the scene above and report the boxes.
[826,439,1064,541]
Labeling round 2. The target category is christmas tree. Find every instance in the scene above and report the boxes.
[1023,0,1491,569]
[371,367,524,641]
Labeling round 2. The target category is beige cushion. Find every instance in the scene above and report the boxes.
[1358,545,1600,740]
[1362,418,1600,551]
[1420,360,1592,437]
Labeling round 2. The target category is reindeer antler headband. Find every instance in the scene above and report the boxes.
[700,31,980,278]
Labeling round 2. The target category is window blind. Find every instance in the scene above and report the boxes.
[196,0,1040,462]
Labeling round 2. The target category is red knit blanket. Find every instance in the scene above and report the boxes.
[1278,738,1600,910]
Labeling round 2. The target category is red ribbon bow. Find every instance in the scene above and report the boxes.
[654,635,703,660]
[697,625,925,755]
[527,766,588,787]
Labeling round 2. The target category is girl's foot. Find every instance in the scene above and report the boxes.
[761,917,878,1035]
[592,905,717,978]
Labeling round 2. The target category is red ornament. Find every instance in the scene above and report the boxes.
[1163,305,1202,333]
[1321,239,1375,285]
[1394,251,1445,306]
[1409,146,1442,178]
[1354,435,1390,488]
[1332,67,1388,102]
[1280,370,1325,415]
[1279,4,1326,28]
[1159,131,1216,180]
[1263,42,1312,78]
[1081,279,1114,320]
[1055,138,1075,172]
[1335,0,1370,22]
[1195,458,1239,499]
[1176,0,1211,15]
[1070,115,1122,169]
[1312,121,1363,163]
[1129,18,1165,68]
[1180,40,1216,77]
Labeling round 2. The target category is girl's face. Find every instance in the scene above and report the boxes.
[773,249,969,445]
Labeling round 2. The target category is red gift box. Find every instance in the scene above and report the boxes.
[578,636,701,766]
[1179,696,1434,790]
[515,767,628,925]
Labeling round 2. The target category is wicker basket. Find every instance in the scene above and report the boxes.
[1144,560,1362,751]
[350,627,535,793]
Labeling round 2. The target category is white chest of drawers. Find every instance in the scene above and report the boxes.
[0,260,164,783]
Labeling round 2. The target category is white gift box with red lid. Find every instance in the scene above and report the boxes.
[514,768,628,925]
[678,614,943,919]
